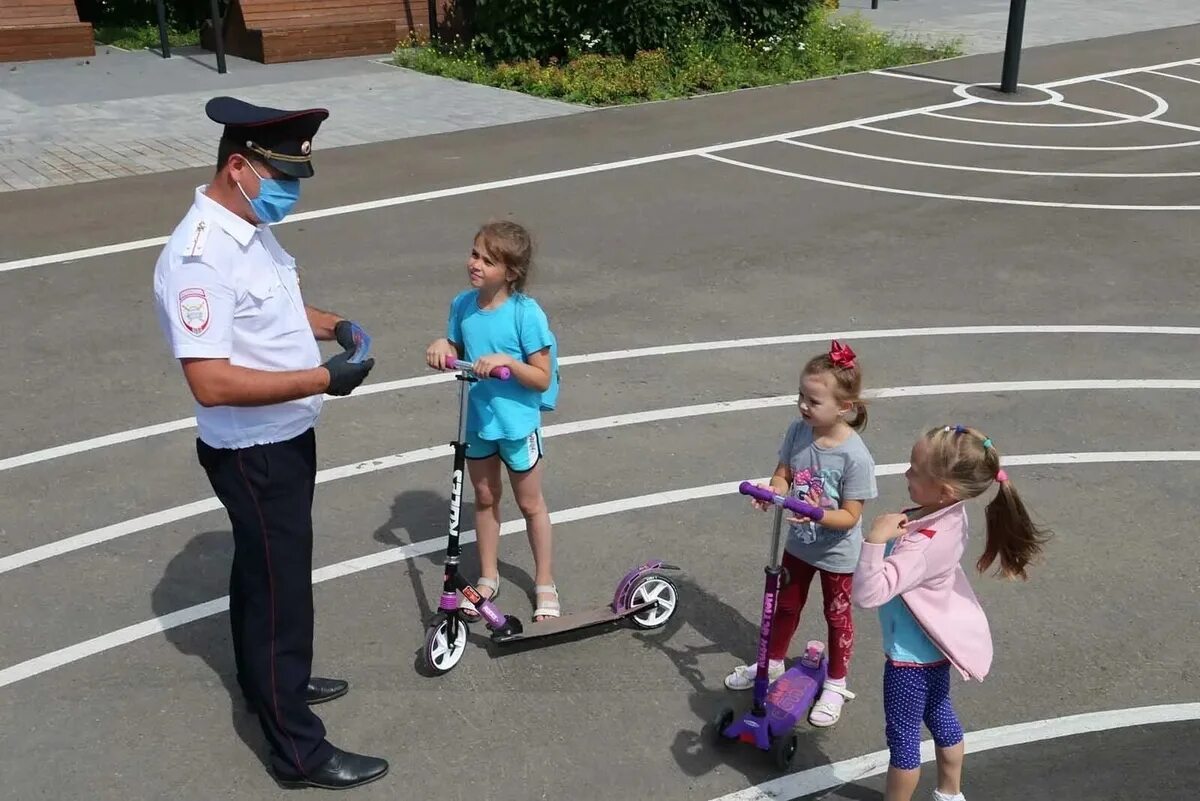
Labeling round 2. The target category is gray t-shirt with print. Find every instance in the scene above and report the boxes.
[777,419,878,572]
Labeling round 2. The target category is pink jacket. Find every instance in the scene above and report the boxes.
[851,502,993,681]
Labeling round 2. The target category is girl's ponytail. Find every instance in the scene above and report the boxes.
[979,477,1052,580]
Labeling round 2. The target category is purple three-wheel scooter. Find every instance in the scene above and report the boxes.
[421,357,682,675]
[711,481,830,770]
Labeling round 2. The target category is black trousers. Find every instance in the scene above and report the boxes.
[196,427,334,776]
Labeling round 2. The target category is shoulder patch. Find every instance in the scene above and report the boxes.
[178,288,211,335]
[184,219,210,258]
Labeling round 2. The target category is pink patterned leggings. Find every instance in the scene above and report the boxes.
[767,551,854,679]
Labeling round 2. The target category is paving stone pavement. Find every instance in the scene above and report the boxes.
[0,45,584,192]
[836,0,1200,55]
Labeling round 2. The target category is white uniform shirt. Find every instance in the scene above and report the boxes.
[153,186,323,449]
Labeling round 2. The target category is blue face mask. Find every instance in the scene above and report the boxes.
[238,161,301,224]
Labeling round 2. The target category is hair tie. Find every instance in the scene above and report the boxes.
[995,469,1009,483]
[982,437,993,449]
[829,340,857,368]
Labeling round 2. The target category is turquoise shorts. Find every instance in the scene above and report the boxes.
[466,429,543,473]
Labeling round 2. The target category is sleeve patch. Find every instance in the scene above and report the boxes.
[178,288,211,336]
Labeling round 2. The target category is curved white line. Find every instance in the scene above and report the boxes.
[1,450,1198,689]
[930,79,1170,129]
[2,378,1199,575]
[1094,79,1200,134]
[856,123,1200,151]
[711,703,1200,801]
[925,110,1140,128]
[952,83,1064,106]
[701,153,1200,211]
[781,139,1200,178]
[6,325,1200,473]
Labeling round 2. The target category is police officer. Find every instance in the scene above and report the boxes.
[152,96,387,790]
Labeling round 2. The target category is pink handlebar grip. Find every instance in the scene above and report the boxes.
[738,481,824,521]
[447,357,511,380]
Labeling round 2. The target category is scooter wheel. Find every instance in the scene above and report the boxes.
[771,730,800,770]
[629,574,679,629]
[422,616,468,674]
[710,706,736,747]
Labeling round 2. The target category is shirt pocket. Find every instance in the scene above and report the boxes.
[239,274,306,336]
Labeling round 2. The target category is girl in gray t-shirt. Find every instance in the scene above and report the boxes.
[724,342,877,729]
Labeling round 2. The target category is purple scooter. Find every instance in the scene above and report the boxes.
[711,481,829,770]
[421,357,681,675]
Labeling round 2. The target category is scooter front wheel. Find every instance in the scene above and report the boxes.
[629,574,679,629]
[709,706,736,747]
[423,615,468,674]
[771,729,799,770]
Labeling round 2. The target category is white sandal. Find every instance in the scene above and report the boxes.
[808,681,856,727]
[533,583,560,622]
[459,575,500,622]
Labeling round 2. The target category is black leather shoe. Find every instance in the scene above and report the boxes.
[305,677,349,705]
[275,747,389,790]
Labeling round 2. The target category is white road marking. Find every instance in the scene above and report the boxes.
[855,123,1200,151]
[0,96,976,275]
[6,324,1199,473]
[1038,57,1200,88]
[869,70,965,87]
[1058,99,1200,135]
[699,152,1200,210]
[4,378,1199,574]
[781,139,1200,178]
[1146,69,1200,87]
[1,450,1197,689]
[5,55,1200,274]
[1058,80,1200,135]
[924,109,1144,128]
[925,80,1168,128]
[708,703,1200,801]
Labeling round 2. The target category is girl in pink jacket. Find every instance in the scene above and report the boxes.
[852,424,1051,801]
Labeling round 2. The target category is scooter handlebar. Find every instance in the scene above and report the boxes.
[446,357,511,380]
[738,481,825,521]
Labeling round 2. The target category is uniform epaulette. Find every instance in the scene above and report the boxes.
[181,218,211,260]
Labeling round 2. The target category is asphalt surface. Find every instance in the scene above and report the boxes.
[1,26,1198,801]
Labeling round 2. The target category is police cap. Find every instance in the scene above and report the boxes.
[206,96,329,179]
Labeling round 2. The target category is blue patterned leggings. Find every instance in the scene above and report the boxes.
[883,660,964,769]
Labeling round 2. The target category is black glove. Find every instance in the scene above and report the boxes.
[323,350,374,396]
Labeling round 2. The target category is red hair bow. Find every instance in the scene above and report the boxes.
[829,340,856,368]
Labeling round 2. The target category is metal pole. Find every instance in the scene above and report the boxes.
[871,0,879,9]
[209,0,227,74]
[154,0,171,58]
[1000,0,1028,93]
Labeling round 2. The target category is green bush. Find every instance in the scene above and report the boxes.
[459,0,820,63]
[395,10,963,106]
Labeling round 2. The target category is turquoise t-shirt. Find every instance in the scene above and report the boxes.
[877,539,946,664]
[446,289,554,441]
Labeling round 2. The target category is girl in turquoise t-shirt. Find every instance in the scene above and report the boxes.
[426,220,561,622]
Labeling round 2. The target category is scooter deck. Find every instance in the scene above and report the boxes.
[490,600,656,644]
[765,663,825,733]
[720,659,826,750]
